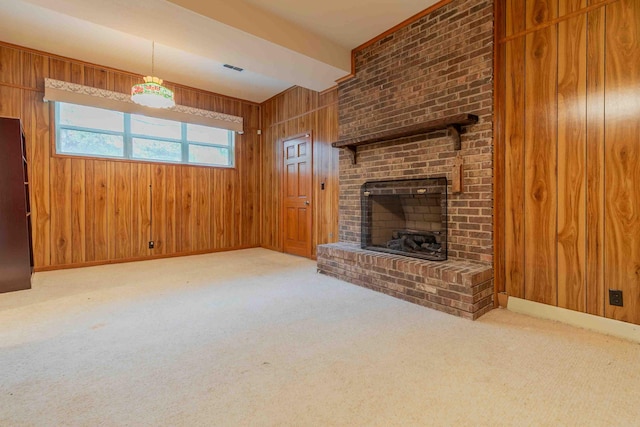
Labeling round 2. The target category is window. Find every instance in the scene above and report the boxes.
[55,102,235,167]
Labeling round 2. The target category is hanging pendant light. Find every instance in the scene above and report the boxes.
[131,41,175,109]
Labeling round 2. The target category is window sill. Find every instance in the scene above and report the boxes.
[51,151,236,170]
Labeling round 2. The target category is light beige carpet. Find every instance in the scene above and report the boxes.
[0,248,638,426]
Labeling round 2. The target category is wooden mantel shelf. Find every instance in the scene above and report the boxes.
[332,113,478,164]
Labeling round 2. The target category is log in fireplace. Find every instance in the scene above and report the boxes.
[360,177,447,261]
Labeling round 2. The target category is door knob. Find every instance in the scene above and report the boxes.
[305,200,310,205]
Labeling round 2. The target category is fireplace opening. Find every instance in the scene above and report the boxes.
[361,177,448,261]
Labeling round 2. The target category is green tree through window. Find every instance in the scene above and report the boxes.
[55,102,234,167]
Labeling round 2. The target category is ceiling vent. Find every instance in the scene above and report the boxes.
[223,64,244,72]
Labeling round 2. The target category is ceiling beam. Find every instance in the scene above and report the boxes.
[166,0,351,72]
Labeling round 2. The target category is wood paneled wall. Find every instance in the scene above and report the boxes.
[261,86,339,258]
[0,42,261,270]
[496,0,640,324]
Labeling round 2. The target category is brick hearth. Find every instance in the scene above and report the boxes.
[318,243,493,320]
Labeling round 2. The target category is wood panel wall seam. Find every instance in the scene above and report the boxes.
[498,0,640,324]
[498,0,620,44]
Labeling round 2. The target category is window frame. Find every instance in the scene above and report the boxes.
[54,102,236,168]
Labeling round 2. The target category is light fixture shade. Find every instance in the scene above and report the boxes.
[131,76,175,109]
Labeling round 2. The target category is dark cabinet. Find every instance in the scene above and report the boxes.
[0,117,33,293]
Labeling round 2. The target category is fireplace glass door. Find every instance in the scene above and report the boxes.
[361,177,447,261]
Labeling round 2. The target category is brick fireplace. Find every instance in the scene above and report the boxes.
[317,0,494,319]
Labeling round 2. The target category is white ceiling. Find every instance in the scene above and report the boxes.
[0,0,439,103]
[242,0,439,49]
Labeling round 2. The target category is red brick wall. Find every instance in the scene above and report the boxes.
[337,0,494,263]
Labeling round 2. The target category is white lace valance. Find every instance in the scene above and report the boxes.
[43,78,244,132]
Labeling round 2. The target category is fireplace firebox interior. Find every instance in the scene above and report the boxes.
[361,177,447,261]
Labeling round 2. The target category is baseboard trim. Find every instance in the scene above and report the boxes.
[34,245,261,272]
[507,297,640,343]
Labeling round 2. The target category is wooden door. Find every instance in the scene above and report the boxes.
[282,134,312,258]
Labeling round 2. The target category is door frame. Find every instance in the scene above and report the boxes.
[280,131,314,258]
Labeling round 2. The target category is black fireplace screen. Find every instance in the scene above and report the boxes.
[361,177,448,261]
